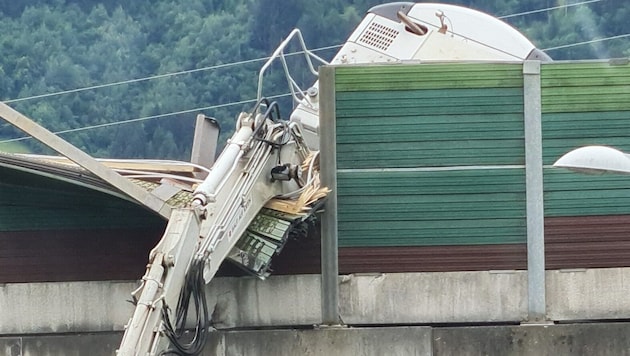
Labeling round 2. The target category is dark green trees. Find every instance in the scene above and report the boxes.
[0,0,626,158]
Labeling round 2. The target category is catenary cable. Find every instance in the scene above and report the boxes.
[544,33,630,51]
[0,93,293,143]
[498,0,602,19]
[2,44,342,104]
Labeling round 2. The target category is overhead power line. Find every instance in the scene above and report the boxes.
[499,0,602,19]
[3,59,264,104]
[3,44,342,104]
[544,33,630,51]
[0,93,292,144]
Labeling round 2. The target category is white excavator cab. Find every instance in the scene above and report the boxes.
[290,2,551,149]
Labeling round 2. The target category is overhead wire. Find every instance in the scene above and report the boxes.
[498,0,602,19]
[544,33,630,51]
[2,44,342,104]
[0,0,625,143]
[0,93,293,143]
[497,0,630,53]
[0,43,340,143]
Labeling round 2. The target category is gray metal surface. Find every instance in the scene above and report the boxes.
[319,65,341,325]
[190,114,220,175]
[523,60,546,321]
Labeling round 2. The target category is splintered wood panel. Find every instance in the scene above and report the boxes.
[268,213,630,273]
[337,169,526,247]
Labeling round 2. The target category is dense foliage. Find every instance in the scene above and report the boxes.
[0,0,627,159]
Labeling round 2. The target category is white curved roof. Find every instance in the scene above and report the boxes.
[407,3,536,59]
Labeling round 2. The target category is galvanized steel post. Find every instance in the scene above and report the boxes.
[190,114,220,177]
[523,60,546,321]
[318,65,341,325]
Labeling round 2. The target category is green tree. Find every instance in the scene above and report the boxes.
[0,0,628,158]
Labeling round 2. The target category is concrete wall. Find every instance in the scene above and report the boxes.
[4,323,630,356]
[339,270,526,324]
[0,328,433,356]
[2,268,630,335]
[0,281,136,334]
[432,323,630,356]
[0,275,322,334]
[208,274,321,328]
[547,267,630,321]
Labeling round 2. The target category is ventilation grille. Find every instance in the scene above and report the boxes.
[358,22,399,51]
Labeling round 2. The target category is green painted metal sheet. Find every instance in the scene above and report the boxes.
[335,86,525,169]
[336,169,526,247]
[541,61,630,219]
[542,111,630,165]
[541,61,630,113]
[333,61,630,249]
[335,63,524,91]
[333,63,527,248]
[0,164,163,231]
[544,169,630,217]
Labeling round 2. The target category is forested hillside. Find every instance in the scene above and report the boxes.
[0,0,627,159]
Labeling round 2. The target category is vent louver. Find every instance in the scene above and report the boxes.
[358,22,399,51]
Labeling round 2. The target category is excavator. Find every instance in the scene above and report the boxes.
[0,2,551,355]
[117,2,552,355]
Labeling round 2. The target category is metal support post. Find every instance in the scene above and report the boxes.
[318,66,340,325]
[190,114,220,177]
[523,60,546,321]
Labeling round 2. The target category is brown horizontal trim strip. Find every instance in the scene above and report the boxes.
[545,215,630,270]
[337,244,527,273]
[0,228,260,283]
[0,228,165,283]
[271,223,530,275]
[7,214,630,283]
